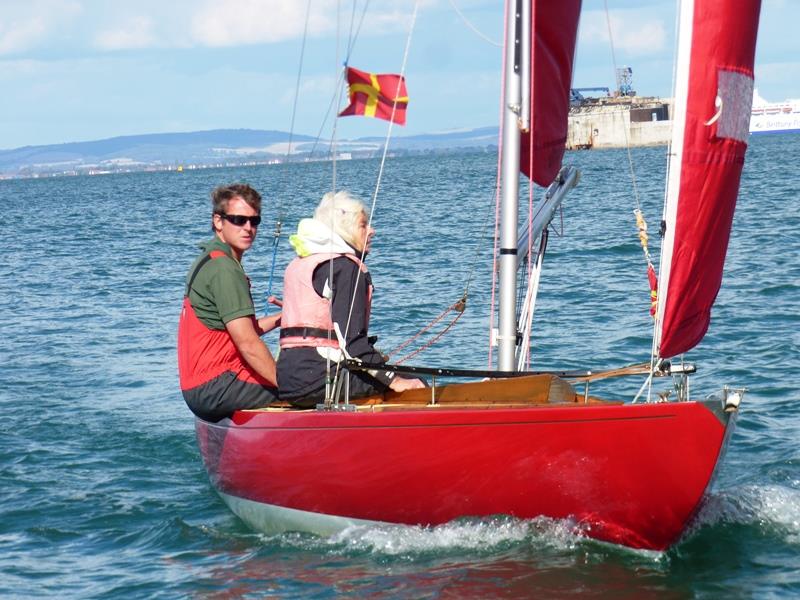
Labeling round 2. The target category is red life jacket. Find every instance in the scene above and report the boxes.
[177,250,275,390]
[280,252,372,350]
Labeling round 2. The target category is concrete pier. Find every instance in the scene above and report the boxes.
[567,97,673,149]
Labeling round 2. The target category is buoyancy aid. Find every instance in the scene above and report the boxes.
[177,250,275,390]
[279,252,372,350]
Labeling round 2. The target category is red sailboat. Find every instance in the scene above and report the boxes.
[194,0,762,551]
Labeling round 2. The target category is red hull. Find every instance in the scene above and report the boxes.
[196,400,734,550]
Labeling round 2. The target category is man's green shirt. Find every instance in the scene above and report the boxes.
[185,238,255,330]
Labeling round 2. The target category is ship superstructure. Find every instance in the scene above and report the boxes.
[750,89,800,134]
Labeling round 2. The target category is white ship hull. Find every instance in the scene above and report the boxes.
[750,91,800,134]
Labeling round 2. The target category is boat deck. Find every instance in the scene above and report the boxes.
[244,373,623,413]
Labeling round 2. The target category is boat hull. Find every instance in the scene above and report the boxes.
[196,399,735,550]
[750,105,800,134]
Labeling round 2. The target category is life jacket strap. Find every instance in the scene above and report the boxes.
[280,326,337,340]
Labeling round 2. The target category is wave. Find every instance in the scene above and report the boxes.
[689,484,800,545]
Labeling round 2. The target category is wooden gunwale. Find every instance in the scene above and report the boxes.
[247,373,626,413]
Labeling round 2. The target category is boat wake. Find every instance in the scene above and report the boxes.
[248,485,800,559]
[262,515,597,557]
[691,485,800,543]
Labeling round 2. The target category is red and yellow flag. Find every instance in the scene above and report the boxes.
[338,66,408,125]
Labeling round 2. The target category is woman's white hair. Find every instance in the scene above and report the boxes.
[314,190,367,247]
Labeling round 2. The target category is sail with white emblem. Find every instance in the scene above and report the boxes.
[655,0,762,358]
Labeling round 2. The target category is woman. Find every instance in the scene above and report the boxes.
[277,191,425,407]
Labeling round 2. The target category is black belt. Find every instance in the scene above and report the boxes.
[280,326,337,339]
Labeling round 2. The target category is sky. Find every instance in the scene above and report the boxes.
[1,0,798,150]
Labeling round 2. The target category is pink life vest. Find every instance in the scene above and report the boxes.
[280,252,372,350]
[177,250,275,390]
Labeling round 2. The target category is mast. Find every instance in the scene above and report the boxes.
[497,0,528,371]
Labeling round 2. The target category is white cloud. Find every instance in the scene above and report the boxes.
[0,1,82,54]
[190,0,335,47]
[580,9,668,55]
[188,0,422,48]
[0,0,424,57]
[0,18,46,54]
[93,16,157,51]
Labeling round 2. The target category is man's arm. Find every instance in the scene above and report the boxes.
[226,317,277,384]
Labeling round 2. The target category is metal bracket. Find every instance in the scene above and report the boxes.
[315,403,357,412]
[723,386,746,412]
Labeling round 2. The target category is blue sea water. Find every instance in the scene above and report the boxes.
[1,134,798,598]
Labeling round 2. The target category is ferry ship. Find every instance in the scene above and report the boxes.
[750,89,800,134]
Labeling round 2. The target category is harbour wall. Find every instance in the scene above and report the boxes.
[567,97,673,149]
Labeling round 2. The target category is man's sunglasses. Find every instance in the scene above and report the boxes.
[219,213,261,227]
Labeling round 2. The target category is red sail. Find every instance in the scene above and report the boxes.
[659,0,761,358]
[520,0,581,187]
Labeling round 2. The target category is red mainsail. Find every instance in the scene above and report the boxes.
[520,0,581,187]
[658,0,762,358]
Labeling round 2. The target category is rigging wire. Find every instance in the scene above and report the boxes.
[384,187,496,364]
[264,0,316,315]
[331,0,343,193]
[603,0,643,213]
[604,0,670,402]
[446,0,502,47]
[647,0,686,400]
[342,0,420,342]
[306,0,498,392]
[286,0,313,161]
[305,1,370,161]
[324,0,350,404]
[345,0,371,59]
[326,0,420,403]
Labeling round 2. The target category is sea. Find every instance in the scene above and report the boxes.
[1,133,798,598]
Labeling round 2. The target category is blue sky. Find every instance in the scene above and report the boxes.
[1,0,797,149]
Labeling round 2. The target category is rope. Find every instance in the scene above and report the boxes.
[388,297,467,364]
[394,310,466,365]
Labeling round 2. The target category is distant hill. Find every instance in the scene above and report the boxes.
[0,127,499,178]
[357,126,498,149]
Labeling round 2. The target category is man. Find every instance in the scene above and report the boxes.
[177,183,280,422]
